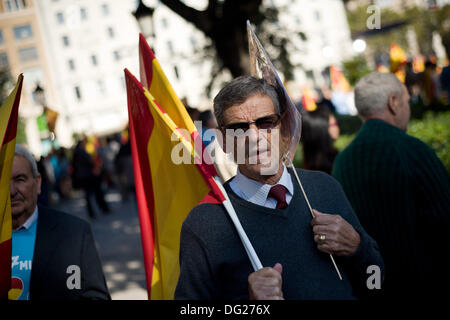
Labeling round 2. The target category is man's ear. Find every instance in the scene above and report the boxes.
[387,94,398,116]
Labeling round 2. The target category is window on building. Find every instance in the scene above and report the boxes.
[173,65,180,80]
[68,59,75,71]
[119,76,125,91]
[74,86,82,100]
[101,3,109,16]
[167,41,174,55]
[0,30,4,45]
[113,50,120,61]
[0,52,9,69]
[18,47,38,63]
[4,0,26,12]
[91,55,98,66]
[13,24,33,41]
[97,80,106,95]
[80,7,87,20]
[56,12,64,24]
[62,35,69,47]
[107,27,114,38]
[314,10,321,21]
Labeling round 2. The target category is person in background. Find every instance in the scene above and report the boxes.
[333,72,450,298]
[301,103,339,174]
[9,145,110,300]
[72,138,110,219]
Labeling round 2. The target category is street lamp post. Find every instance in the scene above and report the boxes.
[133,0,155,40]
[33,84,57,151]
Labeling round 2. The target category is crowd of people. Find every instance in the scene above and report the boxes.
[7,64,449,301]
[36,132,135,219]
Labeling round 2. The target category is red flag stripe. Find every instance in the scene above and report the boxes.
[125,69,156,298]
[0,239,11,298]
[139,33,156,89]
[2,75,22,146]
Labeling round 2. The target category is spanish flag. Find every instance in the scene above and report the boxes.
[0,74,23,299]
[126,36,223,300]
[301,86,317,112]
[330,66,350,92]
[390,43,407,82]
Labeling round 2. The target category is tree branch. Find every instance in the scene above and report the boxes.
[160,0,212,34]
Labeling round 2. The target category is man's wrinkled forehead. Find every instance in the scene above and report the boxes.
[13,155,34,178]
[223,93,276,123]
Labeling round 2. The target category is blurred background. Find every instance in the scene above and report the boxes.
[0,0,449,299]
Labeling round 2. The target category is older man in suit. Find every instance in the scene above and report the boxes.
[8,144,110,300]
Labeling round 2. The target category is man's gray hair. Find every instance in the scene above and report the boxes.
[354,72,404,119]
[213,76,280,127]
[14,144,39,177]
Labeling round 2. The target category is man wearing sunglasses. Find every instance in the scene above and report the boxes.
[175,76,383,300]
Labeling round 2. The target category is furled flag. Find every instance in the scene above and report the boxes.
[330,65,351,92]
[390,43,407,82]
[301,86,318,112]
[413,55,425,73]
[0,74,23,299]
[126,35,261,299]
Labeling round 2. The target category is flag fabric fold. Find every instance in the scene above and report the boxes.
[0,74,23,298]
[125,68,220,300]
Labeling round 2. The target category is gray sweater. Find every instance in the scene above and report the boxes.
[175,168,384,300]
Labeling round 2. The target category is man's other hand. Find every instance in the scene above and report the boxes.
[311,209,361,256]
[248,263,284,300]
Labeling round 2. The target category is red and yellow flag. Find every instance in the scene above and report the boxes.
[413,55,425,73]
[330,66,350,92]
[0,74,23,299]
[390,43,407,82]
[126,35,222,300]
[301,86,317,112]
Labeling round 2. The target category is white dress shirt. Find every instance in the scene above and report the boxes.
[229,165,294,209]
[15,206,39,231]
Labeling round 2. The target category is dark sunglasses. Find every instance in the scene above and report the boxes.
[222,114,281,132]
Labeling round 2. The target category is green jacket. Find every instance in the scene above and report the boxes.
[333,119,450,298]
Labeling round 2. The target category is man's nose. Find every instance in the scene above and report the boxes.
[10,182,17,197]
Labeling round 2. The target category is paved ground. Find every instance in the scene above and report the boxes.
[51,189,148,300]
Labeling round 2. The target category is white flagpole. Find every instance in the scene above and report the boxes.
[213,176,263,271]
[287,157,343,280]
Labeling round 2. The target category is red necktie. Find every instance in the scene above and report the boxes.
[268,184,288,209]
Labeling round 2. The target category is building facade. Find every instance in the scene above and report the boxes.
[2,0,355,155]
[0,0,59,156]
[35,0,140,146]
[139,0,354,104]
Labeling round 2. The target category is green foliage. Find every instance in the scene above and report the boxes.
[293,143,303,168]
[341,55,373,87]
[408,111,450,172]
[16,117,28,145]
[334,133,356,152]
[329,112,450,172]
[0,69,13,104]
[346,4,450,60]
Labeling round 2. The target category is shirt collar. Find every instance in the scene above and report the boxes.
[16,206,39,231]
[233,164,294,206]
